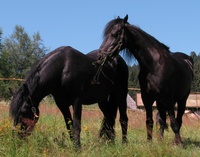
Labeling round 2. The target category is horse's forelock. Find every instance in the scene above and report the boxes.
[103,18,125,39]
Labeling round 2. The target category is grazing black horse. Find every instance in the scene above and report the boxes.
[99,15,194,145]
[10,46,129,147]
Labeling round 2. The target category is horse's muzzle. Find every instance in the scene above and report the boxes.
[13,116,38,138]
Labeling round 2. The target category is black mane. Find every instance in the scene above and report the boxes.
[103,17,130,39]
[126,24,170,51]
[10,58,42,120]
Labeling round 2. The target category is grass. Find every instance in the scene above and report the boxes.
[1,100,200,157]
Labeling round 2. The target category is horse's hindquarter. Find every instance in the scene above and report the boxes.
[170,53,193,97]
[37,47,94,96]
[140,54,193,101]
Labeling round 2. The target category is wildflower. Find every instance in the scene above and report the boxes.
[83,126,88,132]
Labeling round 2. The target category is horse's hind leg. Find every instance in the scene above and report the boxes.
[54,96,73,139]
[98,98,117,142]
[142,95,154,141]
[167,99,185,145]
[72,98,82,148]
[173,97,187,145]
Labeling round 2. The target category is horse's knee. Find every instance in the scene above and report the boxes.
[146,118,154,127]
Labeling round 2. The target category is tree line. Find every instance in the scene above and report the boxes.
[0,26,199,100]
[0,26,48,99]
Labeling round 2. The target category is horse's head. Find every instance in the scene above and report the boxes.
[10,84,39,138]
[99,15,129,58]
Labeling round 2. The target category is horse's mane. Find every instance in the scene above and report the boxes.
[9,66,40,120]
[103,17,130,39]
[126,24,170,51]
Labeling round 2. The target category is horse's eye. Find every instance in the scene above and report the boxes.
[111,30,121,37]
[117,30,122,35]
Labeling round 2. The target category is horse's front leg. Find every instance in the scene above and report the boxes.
[156,101,168,139]
[72,98,82,148]
[145,106,153,141]
[142,96,154,141]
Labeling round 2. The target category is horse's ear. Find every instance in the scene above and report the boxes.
[124,14,128,23]
[9,88,15,96]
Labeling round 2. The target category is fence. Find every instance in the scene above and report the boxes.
[1,79,199,109]
[135,92,200,110]
[0,78,24,81]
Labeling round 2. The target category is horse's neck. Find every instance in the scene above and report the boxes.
[128,27,170,71]
[131,45,162,71]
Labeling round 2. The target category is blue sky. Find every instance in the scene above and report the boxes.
[1,0,199,55]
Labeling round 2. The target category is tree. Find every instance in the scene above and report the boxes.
[190,51,200,92]
[0,28,2,53]
[128,64,140,99]
[0,25,48,99]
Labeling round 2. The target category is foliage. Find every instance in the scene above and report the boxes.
[128,64,140,99]
[0,28,2,53]
[0,26,48,99]
[190,51,200,92]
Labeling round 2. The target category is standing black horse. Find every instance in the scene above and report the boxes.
[99,15,194,145]
[10,46,129,148]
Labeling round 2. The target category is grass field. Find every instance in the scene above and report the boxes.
[1,100,200,157]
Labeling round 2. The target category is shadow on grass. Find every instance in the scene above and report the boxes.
[184,138,200,148]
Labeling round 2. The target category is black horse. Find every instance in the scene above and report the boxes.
[10,46,129,148]
[99,15,194,145]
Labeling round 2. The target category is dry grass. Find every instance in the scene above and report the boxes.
[1,100,200,156]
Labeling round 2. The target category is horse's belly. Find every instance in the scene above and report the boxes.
[81,85,112,104]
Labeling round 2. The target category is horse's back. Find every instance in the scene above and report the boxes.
[172,52,194,65]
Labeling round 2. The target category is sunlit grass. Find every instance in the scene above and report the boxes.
[1,100,200,156]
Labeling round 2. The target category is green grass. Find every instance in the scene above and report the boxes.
[1,101,200,157]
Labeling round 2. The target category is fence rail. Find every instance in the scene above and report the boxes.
[0,78,199,109]
[0,78,24,81]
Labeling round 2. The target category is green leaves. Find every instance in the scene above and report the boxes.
[191,51,200,92]
[0,25,48,99]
